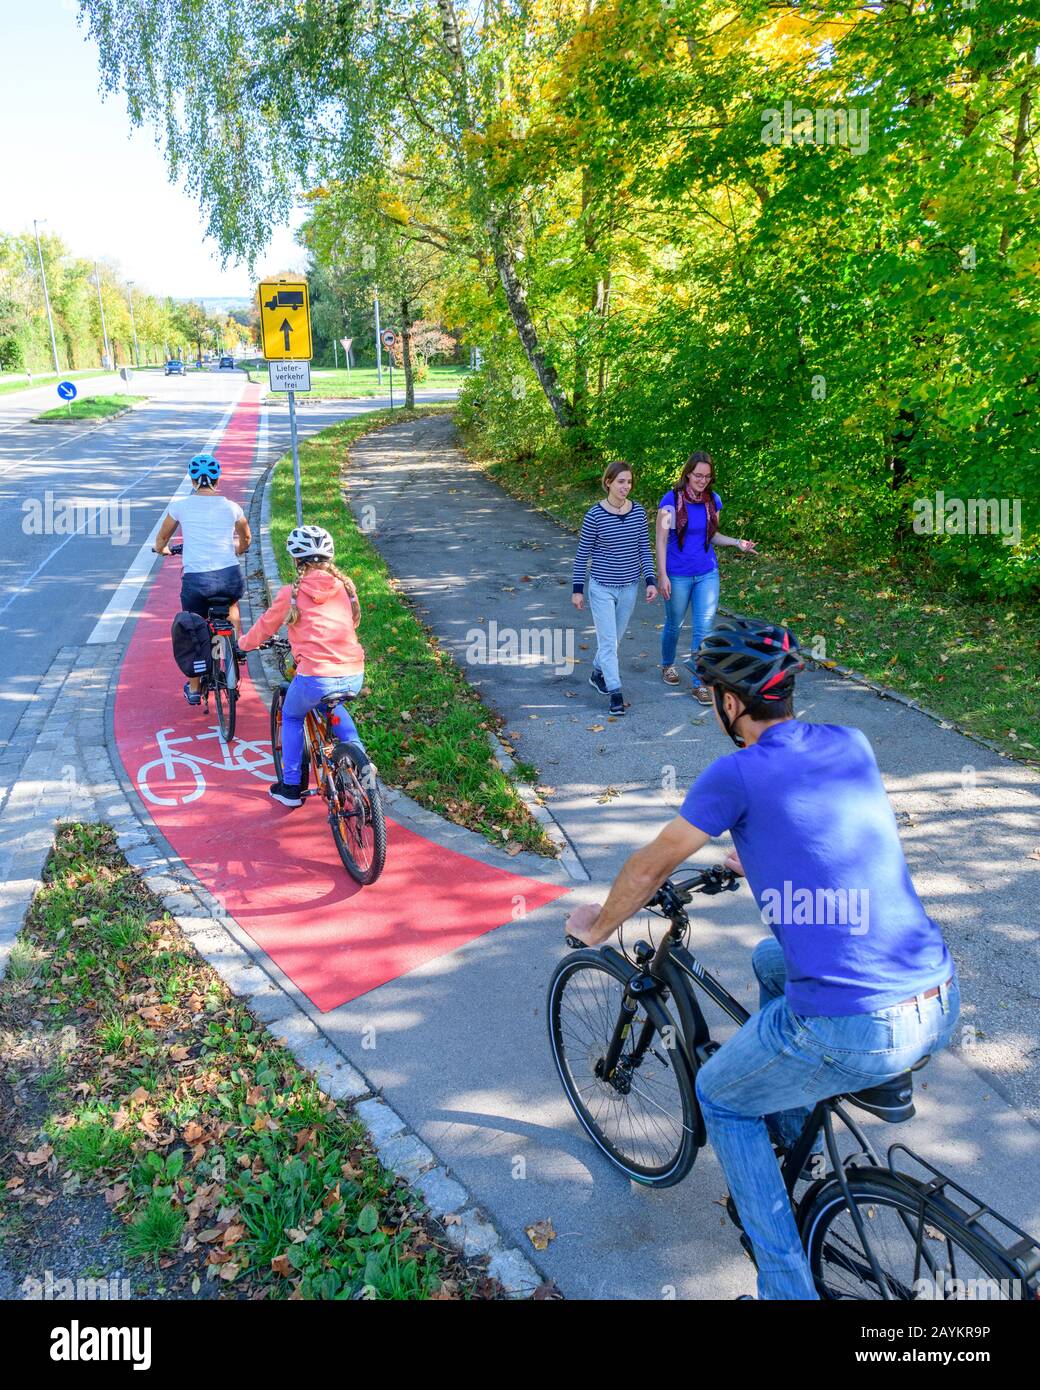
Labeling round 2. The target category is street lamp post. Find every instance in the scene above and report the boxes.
[94,261,111,369]
[127,281,141,367]
[374,285,383,385]
[33,219,60,374]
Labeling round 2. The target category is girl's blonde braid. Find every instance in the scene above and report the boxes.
[287,559,357,625]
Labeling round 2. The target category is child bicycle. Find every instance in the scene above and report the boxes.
[167,543,240,740]
[262,637,386,887]
[548,865,1040,1299]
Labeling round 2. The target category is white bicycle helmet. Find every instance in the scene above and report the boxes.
[286,524,335,562]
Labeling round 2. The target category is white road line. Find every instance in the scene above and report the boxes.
[0,441,191,621]
[85,396,241,644]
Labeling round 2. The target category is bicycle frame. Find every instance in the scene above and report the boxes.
[596,876,914,1298]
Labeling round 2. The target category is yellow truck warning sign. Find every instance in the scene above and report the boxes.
[258,279,312,360]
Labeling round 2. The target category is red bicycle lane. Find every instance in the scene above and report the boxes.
[113,388,567,1011]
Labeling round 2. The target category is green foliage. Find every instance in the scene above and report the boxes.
[78,0,1038,596]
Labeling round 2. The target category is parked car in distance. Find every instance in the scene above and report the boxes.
[219,355,235,369]
[165,359,186,376]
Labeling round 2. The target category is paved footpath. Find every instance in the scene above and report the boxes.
[332,413,1040,1298]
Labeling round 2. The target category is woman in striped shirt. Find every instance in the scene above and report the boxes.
[572,461,657,717]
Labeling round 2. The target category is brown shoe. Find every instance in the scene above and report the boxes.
[693,685,713,705]
[662,666,681,686]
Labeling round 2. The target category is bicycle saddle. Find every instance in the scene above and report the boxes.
[320,690,360,707]
[846,1055,929,1124]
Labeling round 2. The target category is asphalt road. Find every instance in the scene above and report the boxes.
[0,369,453,753]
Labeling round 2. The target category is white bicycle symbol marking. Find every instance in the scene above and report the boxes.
[136,726,275,807]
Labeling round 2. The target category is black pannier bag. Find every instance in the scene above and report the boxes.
[171,611,212,678]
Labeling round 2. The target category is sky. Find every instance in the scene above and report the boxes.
[1,0,307,300]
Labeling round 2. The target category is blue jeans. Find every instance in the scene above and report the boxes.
[280,673,364,785]
[660,568,720,681]
[695,938,960,1300]
[587,578,638,693]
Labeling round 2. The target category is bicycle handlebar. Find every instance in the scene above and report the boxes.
[657,864,740,904]
[564,864,740,950]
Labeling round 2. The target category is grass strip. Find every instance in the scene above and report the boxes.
[34,394,145,422]
[0,823,501,1300]
[270,365,473,400]
[268,406,554,855]
[0,369,110,399]
[464,439,1039,766]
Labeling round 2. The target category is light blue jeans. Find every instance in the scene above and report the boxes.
[280,673,365,785]
[660,568,720,681]
[696,937,959,1300]
[587,577,638,693]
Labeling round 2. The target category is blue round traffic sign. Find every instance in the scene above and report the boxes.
[57,381,77,401]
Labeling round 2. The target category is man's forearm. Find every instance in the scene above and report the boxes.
[588,847,671,944]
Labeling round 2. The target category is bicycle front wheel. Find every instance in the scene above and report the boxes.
[800,1169,1025,1300]
[269,685,310,792]
[547,950,699,1187]
[328,745,386,885]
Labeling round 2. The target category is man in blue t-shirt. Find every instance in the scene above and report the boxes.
[565,617,959,1300]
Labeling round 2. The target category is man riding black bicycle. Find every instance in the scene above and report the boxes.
[565,616,959,1300]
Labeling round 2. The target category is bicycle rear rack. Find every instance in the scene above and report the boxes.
[888,1143,1040,1283]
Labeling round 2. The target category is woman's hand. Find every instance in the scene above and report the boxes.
[645,584,658,603]
[658,574,671,601]
[737,538,757,554]
[565,903,604,946]
[152,545,171,556]
[572,592,585,612]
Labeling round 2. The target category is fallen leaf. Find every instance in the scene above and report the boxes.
[271,1254,291,1276]
[25,1146,53,1166]
[525,1218,557,1251]
[588,724,605,733]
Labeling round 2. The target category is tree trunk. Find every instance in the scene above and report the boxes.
[487,212,575,430]
[401,297,416,410]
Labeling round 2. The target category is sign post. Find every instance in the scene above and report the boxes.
[258,279,313,527]
[381,329,397,411]
[57,380,77,418]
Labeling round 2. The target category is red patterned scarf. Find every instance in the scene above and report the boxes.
[674,480,719,552]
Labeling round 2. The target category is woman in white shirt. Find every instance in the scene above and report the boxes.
[153,453,251,704]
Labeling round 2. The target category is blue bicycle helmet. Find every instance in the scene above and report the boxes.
[188,453,221,485]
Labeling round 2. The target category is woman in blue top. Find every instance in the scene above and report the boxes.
[572,461,657,717]
[655,451,757,703]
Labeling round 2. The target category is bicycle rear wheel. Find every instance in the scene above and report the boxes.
[328,744,386,885]
[210,634,237,741]
[800,1169,1024,1300]
[547,950,699,1187]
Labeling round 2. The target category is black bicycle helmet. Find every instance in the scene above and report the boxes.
[695,617,803,743]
